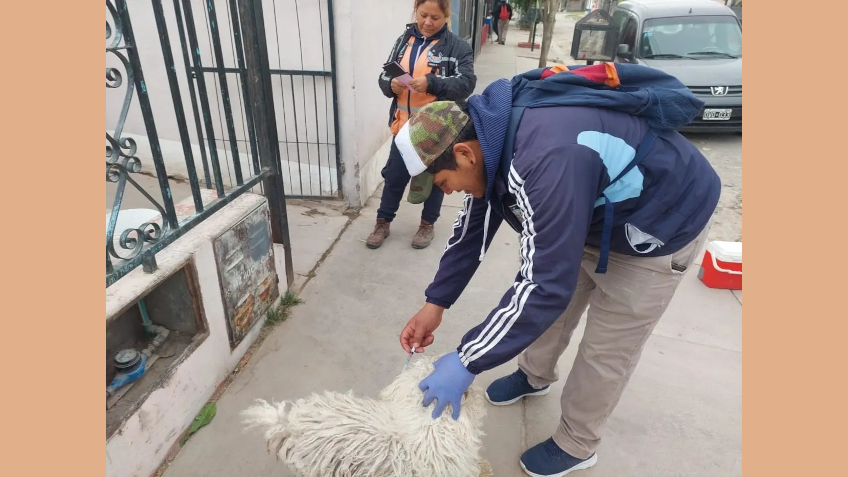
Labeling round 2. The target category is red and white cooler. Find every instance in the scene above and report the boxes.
[698,241,742,290]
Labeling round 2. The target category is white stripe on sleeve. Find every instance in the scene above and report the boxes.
[459,165,539,366]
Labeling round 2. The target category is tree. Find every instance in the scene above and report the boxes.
[512,0,535,29]
[538,0,558,67]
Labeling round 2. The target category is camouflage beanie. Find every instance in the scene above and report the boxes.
[395,101,470,204]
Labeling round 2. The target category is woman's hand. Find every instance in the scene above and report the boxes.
[409,76,428,94]
[400,303,444,353]
[390,78,405,95]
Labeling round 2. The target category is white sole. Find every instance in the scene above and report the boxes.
[485,386,550,406]
[520,453,598,477]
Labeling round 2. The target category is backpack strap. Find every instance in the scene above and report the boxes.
[594,129,659,274]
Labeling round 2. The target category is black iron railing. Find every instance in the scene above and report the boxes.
[190,0,343,199]
[106,0,296,288]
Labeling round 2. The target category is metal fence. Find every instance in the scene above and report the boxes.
[107,0,338,287]
[185,0,342,199]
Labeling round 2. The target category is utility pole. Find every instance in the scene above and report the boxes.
[530,0,540,52]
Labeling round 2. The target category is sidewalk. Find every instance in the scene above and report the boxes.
[160,19,742,477]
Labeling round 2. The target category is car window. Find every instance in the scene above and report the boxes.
[640,15,742,59]
[621,14,637,49]
[611,9,629,41]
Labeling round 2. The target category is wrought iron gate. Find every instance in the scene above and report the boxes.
[180,0,342,199]
[106,0,341,287]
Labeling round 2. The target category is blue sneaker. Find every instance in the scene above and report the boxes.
[520,438,598,477]
[485,369,550,405]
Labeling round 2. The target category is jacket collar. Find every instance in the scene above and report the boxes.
[408,23,448,41]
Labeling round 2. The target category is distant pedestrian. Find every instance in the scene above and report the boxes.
[372,0,477,250]
[493,1,513,45]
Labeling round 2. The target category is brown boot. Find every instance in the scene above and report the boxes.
[412,220,435,249]
[366,218,391,249]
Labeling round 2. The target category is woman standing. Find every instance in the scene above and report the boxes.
[369,0,477,250]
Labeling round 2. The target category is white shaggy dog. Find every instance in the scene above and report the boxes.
[241,354,493,477]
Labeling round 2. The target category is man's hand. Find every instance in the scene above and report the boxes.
[419,351,475,420]
[409,76,428,94]
[390,78,405,95]
[400,303,443,353]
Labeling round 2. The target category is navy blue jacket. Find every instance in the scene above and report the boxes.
[424,66,721,375]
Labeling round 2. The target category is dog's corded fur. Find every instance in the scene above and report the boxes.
[241,354,493,477]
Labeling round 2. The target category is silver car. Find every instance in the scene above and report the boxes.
[611,0,742,133]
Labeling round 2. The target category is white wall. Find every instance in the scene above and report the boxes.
[332,0,416,206]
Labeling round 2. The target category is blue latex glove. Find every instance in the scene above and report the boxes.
[419,351,476,420]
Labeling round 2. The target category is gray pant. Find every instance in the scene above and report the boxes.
[498,19,510,43]
[517,223,711,459]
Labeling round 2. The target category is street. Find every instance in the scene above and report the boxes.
[684,132,743,242]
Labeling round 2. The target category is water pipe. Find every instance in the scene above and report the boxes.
[106,301,172,401]
[137,298,170,353]
[142,325,170,357]
[138,298,155,337]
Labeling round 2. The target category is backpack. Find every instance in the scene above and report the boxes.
[499,5,509,20]
[500,63,704,273]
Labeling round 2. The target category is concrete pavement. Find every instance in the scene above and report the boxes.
[160,18,742,477]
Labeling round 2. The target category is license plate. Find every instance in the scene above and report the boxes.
[703,109,732,120]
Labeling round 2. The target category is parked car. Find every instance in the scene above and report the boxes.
[611,0,742,132]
